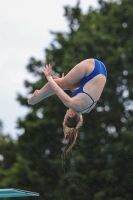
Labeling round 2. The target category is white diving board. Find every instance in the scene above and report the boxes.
[0,188,39,198]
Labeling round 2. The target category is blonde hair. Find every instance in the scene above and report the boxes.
[62,111,83,154]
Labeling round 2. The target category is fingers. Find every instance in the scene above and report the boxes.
[52,73,64,79]
[42,64,52,70]
[44,64,51,71]
[42,64,64,79]
[52,75,58,79]
[42,64,52,77]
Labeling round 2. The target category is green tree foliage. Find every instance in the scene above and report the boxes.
[0,120,18,188]
[13,0,133,199]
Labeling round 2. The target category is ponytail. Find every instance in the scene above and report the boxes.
[63,127,78,154]
[62,111,83,154]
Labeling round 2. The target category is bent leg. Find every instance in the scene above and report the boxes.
[62,59,94,86]
[28,77,81,105]
[28,59,93,105]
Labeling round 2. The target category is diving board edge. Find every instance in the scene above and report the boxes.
[0,188,40,198]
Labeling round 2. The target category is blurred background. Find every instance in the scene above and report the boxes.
[0,0,133,199]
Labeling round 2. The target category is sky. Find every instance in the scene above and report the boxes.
[0,0,99,139]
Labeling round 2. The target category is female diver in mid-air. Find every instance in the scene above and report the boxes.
[28,58,107,153]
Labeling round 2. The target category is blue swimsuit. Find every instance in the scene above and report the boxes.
[71,59,107,113]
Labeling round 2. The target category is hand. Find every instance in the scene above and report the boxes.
[52,73,64,79]
[43,64,52,77]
